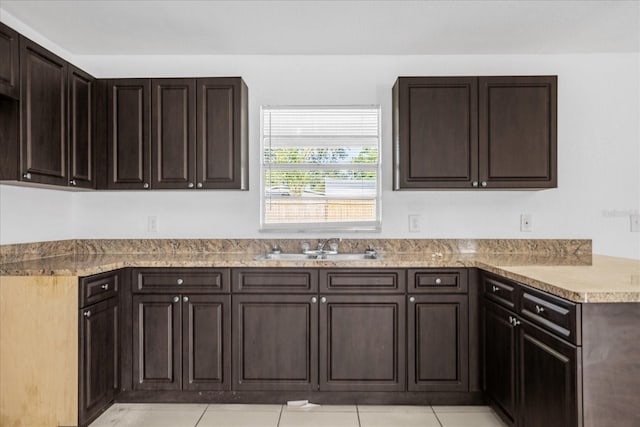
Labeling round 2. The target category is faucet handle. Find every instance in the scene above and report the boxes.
[329,242,339,252]
[271,244,282,254]
[301,242,310,253]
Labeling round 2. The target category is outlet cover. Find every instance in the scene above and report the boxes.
[631,215,640,232]
[520,214,533,232]
[408,214,422,233]
[147,216,158,232]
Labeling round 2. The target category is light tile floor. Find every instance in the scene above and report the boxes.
[90,403,508,427]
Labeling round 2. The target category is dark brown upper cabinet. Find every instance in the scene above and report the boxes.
[0,22,20,99]
[106,79,152,189]
[68,65,96,189]
[152,79,196,189]
[19,36,69,186]
[393,76,557,190]
[196,78,248,190]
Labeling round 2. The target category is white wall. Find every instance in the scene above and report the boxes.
[1,49,638,257]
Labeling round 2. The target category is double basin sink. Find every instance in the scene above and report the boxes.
[255,251,382,261]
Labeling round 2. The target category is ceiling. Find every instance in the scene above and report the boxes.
[1,0,638,55]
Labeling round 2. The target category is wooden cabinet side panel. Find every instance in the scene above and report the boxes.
[0,276,78,427]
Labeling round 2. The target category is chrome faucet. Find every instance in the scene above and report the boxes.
[317,238,342,253]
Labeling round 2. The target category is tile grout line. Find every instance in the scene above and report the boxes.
[193,403,209,427]
[431,405,445,427]
[276,404,284,427]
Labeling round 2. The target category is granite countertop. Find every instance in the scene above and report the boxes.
[1,251,638,303]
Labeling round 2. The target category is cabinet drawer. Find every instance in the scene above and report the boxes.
[482,273,518,310]
[520,286,580,345]
[233,269,318,293]
[320,269,405,293]
[80,271,118,308]
[408,269,467,293]
[135,268,230,293]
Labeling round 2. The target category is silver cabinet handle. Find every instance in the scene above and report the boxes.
[409,296,416,303]
[143,183,150,189]
[173,296,180,303]
[197,183,203,188]
[311,297,318,304]
[183,296,189,303]
[101,283,109,290]
[23,172,32,180]
[83,310,91,318]
[472,181,478,187]
[176,279,184,285]
[513,319,521,326]
[188,182,194,188]
[535,305,545,314]
[508,316,514,324]
[320,297,327,304]
[69,179,77,186]
[492,285,500,292]
[435,278,442,285]
[481,181,488,187]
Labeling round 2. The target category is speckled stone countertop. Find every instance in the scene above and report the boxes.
[1,239,637,303]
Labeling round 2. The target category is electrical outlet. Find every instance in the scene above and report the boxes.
[408,214,422,233]
[631,214,640,232]
[520,214,533,232]
[147,216,158,232]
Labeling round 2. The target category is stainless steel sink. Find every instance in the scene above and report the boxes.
[255,252,382,261]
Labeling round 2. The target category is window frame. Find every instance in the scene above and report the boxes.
[259,105,382,232]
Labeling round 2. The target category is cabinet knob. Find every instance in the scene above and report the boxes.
[481,181,488,187]
[188,182,194,188]
[172,296,180,303]
[176,278,184,285]
[83,310,91,318]
[311,297,318,304]
[183,296,189,303]
[514,319,521,326]
[320,297,327,304]
[409,296,416,303]
[101,283,109,290]
[472,181,478,187]
[535,305,545,314]
[492,285,500,292]
[69,179,77,186]
[197,182,203,189]
[143,183,150,189]
[23,172,32,180]
[435,278,442,285]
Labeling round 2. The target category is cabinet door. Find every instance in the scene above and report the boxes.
[319,295,405,391]
[68,65,95,189]
[196,77,248,189]
[133,294,181,390]
[483,300,517,425]
[107,79,151,189]
[233,294,318,390]
[20,36,68,186]
[519,321,580,427]
[182,294,231,391]
[0,22,19,99]
[479,76,557,188]
[151,78,196,189]
[393,77,478,189]
[79,298,118,426]
[408,294,468,391]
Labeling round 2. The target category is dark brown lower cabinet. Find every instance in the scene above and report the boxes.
[233,294,318,391]
[320,295,405,391]
[518,321,580,427]
[79,297,118,426]
[408,294,468,392]
[133,293,230,391]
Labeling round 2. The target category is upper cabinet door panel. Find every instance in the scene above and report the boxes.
[151,79,196,189]
[394,77,478,189]
[196,77,248,189]
[68,65,95,188]
[20,37,68,186]
[0,23,20,99]
[107,79,151,189]
[479,76,557,188]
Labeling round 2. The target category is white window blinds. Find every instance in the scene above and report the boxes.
[261,106,381,231]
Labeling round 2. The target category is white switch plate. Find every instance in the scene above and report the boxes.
[631,215,640,232]
[520,214,533,232]
[408,214,422,233]
[147,216,158,232]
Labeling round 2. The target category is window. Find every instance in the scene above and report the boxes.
[261,106,381,231]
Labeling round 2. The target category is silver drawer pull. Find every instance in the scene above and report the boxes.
[535,305,545,314]
[492,285,500,292]
[101,283,109,290]
[320,297,327,304]
[173,296,180,303]
[409,296,416,303]
[83,310,91,318]
[311,297,317,304]
[176,278,184,285]
[435,278,442,285]
[183,296,189,303]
